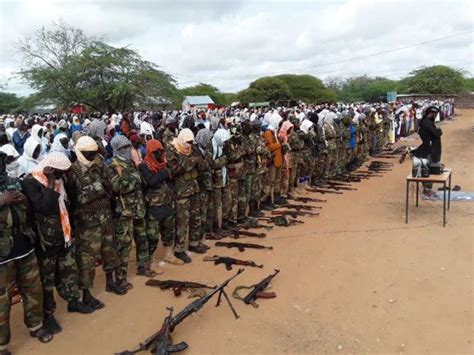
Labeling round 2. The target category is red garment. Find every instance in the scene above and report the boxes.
[120,119,132,138]
[144,139,167,173]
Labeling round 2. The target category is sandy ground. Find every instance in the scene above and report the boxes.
[9,110,474,354]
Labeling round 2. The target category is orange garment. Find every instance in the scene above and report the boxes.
[144,139,167,173]
[120,119,132,138]
[263,130,282,168]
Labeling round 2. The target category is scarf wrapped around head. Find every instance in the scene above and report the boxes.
[111,135,132,161]
[31,152,72,247]
[144,139,167,174]
[51,132,70,158]
[212,128,231,185]
[195,128,213,152]
[75,136,98,168]
[300,119,313,134]
[172,128,194,156]
[278,120,293,173]
[88,119,106,140]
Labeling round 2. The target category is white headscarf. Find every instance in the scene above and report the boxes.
[50,133,71,158]
[300,119,314,134]
[17,139,41,175]
[0,144,25,178]
[75,136,98,168]
[212,128,230,185]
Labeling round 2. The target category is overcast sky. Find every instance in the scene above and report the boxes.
[1,0,473,96]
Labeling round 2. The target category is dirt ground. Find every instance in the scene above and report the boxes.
[9,110,474,354]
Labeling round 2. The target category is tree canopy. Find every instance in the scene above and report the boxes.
[403,65,465,95]
[327,76,399,102]
[0,92,23,113]
[237,74,335,104]
[17,22,181,112]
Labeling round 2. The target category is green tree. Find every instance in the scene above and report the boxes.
[181,83,226,105]
[275,74,336,103]
[238,77,291,104]
[404,65,464,94]
[17,22,181,112]
[462,77,474,92]
[330,76,399,102]
[0,92,23,113]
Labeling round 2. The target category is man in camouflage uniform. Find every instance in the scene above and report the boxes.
[322,112,337,179]
[287,117,305,193]
[70,136,126,303]
[21,152,93,336]
[223,128,246,226]
[210,128,230,231]
[241,121,257,218]
[161,117,178,149]
[138,139,183,267]
[108,135,155,291]
[0,151,53,353]
[194,128,214,239]
[166,128,204,262]
[250,120,268,215]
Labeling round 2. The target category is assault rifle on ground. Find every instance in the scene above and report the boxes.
[233,269,280,308]
[270,210,320,218]
[258,216,304,227]
[308,187,343,195]
[279,204,322,211]
[203,255,263,270]
[292,197,326,203]
[145,279,216,297]
[205,229,267,240]
[215,241,273,252]
[318,183,357,191]
[116,269,243,355]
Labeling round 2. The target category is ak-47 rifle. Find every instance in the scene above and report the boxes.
[270,210,319,218]
[215,241,273,252]
[319,184,357,191]
[203,255,263,270]
[233,269,280,308]
[308,187,343,195]
[116,269,243,355]
[227,229,267,238]
[258,216,304,227]
[292,196,326,203]
[145,279,216,297]
[279,204,322,211]
[206,229,267,240]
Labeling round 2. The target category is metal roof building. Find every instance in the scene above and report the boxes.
[182,95,215,110]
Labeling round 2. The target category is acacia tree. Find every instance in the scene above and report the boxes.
[17,22,181,112]
[404,65,465,94]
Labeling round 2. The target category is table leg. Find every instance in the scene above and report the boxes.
[416,182,419,207]
[405,180,409,224]
[448,174,451,210]
[443,182,446,227]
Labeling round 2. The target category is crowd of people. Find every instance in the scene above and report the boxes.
[0,99,454,354]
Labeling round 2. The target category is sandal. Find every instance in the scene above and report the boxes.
[30,327,54,343]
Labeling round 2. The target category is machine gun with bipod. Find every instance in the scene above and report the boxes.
[116,269,243,355]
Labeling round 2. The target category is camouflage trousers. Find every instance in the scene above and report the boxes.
[323,148,337,179]
[200,190,214,236]
[0,252,43,348]
[75,217,120,290]
[175,194,201,251]
[280,166,290,197]
[228,178,246,222]
[114,216,148,283]
[219,185,232,222]
[251,173,264,206]
[244,173,255,213]
[36,245,80,315]
[146,211,176,256]
[267,164,282,198]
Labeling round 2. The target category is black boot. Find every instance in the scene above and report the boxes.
[189,244,207,254]
[174,251,192,264]
[43,314,62,334]
[105,271,127,295]
[82,289,105,310]
[67,298,94,314]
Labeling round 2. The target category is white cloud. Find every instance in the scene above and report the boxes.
[1,0,473,96]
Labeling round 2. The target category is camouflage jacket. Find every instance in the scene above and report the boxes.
[241,134,257,174]
[254,133,270,175]
[323,122,337,151]
[225,139,245,180]
[161,128,176,149]
[211,153,228,189]
[107,158,146,219]
[166,146,199,198]
[70,161,112,228]
[194,146,213,191]
[288,131,305,166]
[138,163,173,208]
[0,178,35,260]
